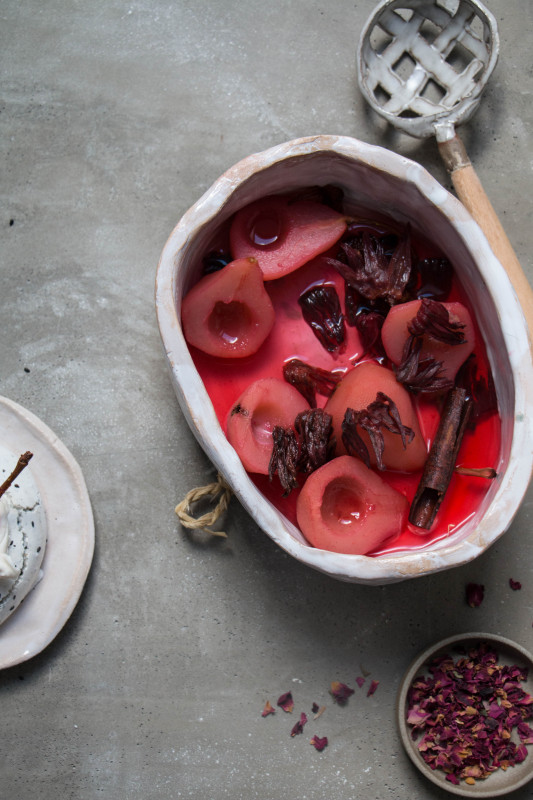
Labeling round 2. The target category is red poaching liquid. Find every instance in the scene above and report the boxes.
[187,218,501,556]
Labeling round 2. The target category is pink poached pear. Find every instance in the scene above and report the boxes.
[226,377,310,475]
[230,195,348,280]
[181,257,275,358]
[324,361,427,471]
[381,299,475,383]
[296,455,408,555]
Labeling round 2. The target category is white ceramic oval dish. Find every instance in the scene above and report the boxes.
[155,135,533,585]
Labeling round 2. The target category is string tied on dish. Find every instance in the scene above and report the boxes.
[175,472,233,537]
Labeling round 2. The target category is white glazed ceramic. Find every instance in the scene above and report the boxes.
[155,135,533,585]
[0,396,94,668]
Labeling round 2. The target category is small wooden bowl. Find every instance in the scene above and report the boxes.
[155,135,533,584]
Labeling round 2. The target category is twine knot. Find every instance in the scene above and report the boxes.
[175,473,233,537]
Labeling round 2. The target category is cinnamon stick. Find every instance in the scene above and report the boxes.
[409,389,472,529]
[0,451,33,500]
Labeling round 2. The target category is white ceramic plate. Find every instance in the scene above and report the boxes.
[0,396,94,669]
[397,633,533,797]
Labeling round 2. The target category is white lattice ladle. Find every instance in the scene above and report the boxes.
[357,0,533,337]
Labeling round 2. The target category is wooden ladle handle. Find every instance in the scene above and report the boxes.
[438,133,533,343]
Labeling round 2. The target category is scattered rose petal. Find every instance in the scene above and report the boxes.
[290,712,308,737]
[310,734,328,752]
[330,681,354,704]
[355,676,366,688]
[466,582,484,607]
[277,692,294,713]
[510,578,522,591]
[367,680,379,697]
[311,702,320,714]
[261,700,275,717]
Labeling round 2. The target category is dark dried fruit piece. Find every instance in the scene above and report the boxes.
[352,308,386,356]
[327,227,413,305]
[298,284,345,354]
[342,392,415,471]
[395,335,454,394]
[269,426,299,496]
[408,298,466,345]
[295,408,333,474]
[282,359,341,408]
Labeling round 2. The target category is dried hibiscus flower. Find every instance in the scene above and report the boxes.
[295,408,333,474]
[466,582,485,608]
[269,427,299,496]
[406,642,533,785]
[352,308,386,356]
[277,692,294,713]
[298,284,345,354]
[261,701,275,717]
[290,712,308,737]
[330,681,354,704]
[395,335,453,394]
[342,392,414,470]
[283,358,341,407]
[408,298,466,345]
[327,227,413,305]
[310,734,328,752]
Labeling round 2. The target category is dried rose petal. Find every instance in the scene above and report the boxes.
[466,582,485,607]
[406,641,533,785]
[310,734,328,751]
[311,702,320,714]
[277,691,294,713]
[261,700,275,717]
[290,712,308,737]
[355,676,366,688]
[367,680,379,697]
[330,681,354,704]
[510,578,522,591]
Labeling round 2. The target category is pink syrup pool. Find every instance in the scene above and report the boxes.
[185,215,500,556]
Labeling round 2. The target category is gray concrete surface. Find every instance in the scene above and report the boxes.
[2,1,533,798]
